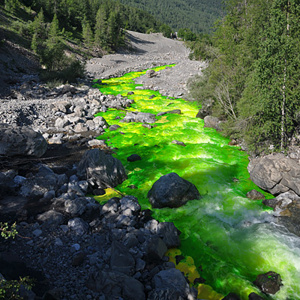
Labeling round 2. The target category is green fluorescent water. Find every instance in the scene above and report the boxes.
[93,65,300,300]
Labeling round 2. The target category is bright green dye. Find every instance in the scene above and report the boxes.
[93,65,300,300]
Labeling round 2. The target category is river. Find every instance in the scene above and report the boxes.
[93,65,300,300]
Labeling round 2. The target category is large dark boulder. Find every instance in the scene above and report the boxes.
[248,154,300,196]
[147,173,201,208]
[87,271,145,300]
[0,124,47,157]
[77,149,127,189]
[254,271,282,295]
[151,269,193,299]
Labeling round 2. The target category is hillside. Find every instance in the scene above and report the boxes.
[119,0,224,33]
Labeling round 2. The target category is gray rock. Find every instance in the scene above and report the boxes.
[77,149,127,189]
[88,139,107,147]
[37,210,64,226]
[147,173,201,208]
[109,124,121,131]
[0,124,47,157]
[87,271,145,300]
[147,289,183,300]
[110,241,135,275]
[152,269,190,298]
[122,112,156,124]
[204,116,222,131]
[157,222,181,248]
[68,217,89,235]
[248,154,300,196]
[172,140,186,147]
[120,196,141,214]
[145,236,168,262]
[65,198,87,216]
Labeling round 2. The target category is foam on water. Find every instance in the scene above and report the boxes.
[93,65,300,299]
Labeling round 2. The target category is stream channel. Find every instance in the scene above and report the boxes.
[93,65,300,300]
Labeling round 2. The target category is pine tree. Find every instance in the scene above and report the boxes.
[31,8,46,54]
[82,16,94,48]
[94,6,109,49]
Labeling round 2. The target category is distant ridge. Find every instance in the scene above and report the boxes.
[119,0,224,34]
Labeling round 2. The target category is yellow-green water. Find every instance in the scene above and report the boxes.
[93,65,300,300]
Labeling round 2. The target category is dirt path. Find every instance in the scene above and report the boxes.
[86,30,206,99]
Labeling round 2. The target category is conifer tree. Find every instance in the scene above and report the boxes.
[94,6,109,49]
[82,16,94,48]
[31,8,46,54]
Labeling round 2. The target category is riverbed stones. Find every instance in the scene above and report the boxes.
[246,190,265,200]
[77,148,127,189]
[147,172,201,208]
[122,111,156,123]
[254,271,282,295]
[0,124,47,157]
[248,153,300,196]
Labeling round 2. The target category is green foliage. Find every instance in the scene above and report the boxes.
[178,28,196,41]
[118,0,223,34]
[0,276,33,300]
[188,0,300,152]
[159,24,172,38]
[0,222,17,239]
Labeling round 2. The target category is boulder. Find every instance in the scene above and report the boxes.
[87,271,145,300]
[248,154,300,196]
[147,173,201,208]
[253,271,282,295]
[152,269,191,299]
[246,190,265,200]
[110,241,135,275]
[0,124,47,157]
[37,210,64,226]
[157,109,181,116]
[68,217,89,235]
[157,222,181,248]
[77,149,127,189]
[145,236,168,262]
[203,116,222,131]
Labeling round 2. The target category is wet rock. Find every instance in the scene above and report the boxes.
[77,149,127,189]
[222,293,241,300]
[109,124,121,131]
[248,292,265,300]
[157,109,181,116]
[0,124,47,157]
[87,271,145,300]
[127,154,142,162]
[147,173,201,208]
[204,116,222,131]
[122,111,156,124]
[254,271,282,295]
[172,140,186,147]
[246,190,265,200]
[248,154,300,196]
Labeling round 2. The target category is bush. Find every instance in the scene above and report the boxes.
[41,56,85,84]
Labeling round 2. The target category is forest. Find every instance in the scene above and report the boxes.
[119,0,223,34]
[0,0,169,82]
[188,0,300,153]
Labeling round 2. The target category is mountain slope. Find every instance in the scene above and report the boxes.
[119,0,224,33]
